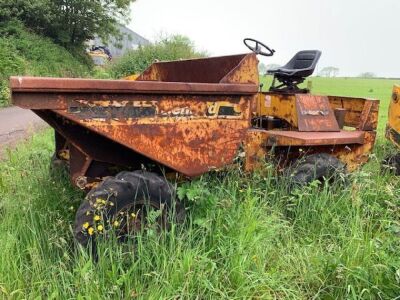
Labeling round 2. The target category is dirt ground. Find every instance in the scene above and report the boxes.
[0,106,47,158]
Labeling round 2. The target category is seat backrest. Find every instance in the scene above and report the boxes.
[286,50,321,71]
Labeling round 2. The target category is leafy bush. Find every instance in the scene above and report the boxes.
[0,36,25,106]
[110,35,206,78]
[0,22,92,106]
[0,81,11,107]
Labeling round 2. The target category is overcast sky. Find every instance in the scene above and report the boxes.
[129,0,400,77]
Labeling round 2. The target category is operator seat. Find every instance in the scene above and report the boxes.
[268,50,321,93]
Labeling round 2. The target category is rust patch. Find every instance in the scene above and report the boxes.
[295,94,339,132]
[265,130,365,146]
[137,54,255,84]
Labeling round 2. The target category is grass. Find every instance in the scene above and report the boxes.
[0,78,400,299]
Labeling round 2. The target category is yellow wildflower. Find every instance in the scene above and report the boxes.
[88,227,94,235]
[113,220,120,227]
[97,225,104,231]
[82,222,90,229]
[94,215,101,221]
[131,212,136,218]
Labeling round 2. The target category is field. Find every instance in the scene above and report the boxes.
[0,77,399,299]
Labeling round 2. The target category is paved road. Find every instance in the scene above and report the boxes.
[0,106,47,156]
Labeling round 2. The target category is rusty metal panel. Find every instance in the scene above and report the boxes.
[266,130,365,146]
[244,129,268,172]
[333,131,376,171]
[328,96,379,130]
[220,54,259,84]
[386,125,400,149]
[10,77,258,95]
[357,100,373,130]
[12,93,68,110]
[257,93,298,128]
[244,129,372,173]
[137,54,252,83]
[295,94,340,132]
[49,94,254,177]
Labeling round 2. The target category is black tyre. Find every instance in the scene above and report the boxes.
[74,170,185,247]
[382,153,400,175]
[289,153,347,186]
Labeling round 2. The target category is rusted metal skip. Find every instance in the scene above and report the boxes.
[10,52,379,188]
[56,94,253,177]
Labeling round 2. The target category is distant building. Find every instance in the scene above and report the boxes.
[89,25,150,58]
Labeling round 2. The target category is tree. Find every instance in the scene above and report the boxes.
[0,0,135,49]
[359,72,376,78]
[318,67,339,77]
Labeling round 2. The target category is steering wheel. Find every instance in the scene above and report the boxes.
[243,38,275,57]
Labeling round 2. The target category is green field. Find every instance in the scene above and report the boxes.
[0,78,399,299]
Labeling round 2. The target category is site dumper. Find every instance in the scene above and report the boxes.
[383,85,400,173]
[10,39,379,246]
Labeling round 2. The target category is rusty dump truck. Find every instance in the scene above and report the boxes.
[10,39,379,246]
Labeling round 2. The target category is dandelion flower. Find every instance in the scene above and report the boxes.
[82,222,90,229]
[131,212,136,218]
[113,220,120,227]
[94,215,101,221]
[97,225,103,231]
[88,227,94,235]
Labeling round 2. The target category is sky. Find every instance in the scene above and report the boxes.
[128,0,400,77]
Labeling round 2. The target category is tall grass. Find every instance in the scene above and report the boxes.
[0,129,399,298]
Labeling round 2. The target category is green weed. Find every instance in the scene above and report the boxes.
[0,126,399,298]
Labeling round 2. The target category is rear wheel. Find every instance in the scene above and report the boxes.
[289,153,347,186]
[382,153,400,175]
[74,170,185,247]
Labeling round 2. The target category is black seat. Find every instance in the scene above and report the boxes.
[268,50,321,93]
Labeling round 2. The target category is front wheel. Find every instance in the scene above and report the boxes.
[289,153,347,186]
[74,170,185,247]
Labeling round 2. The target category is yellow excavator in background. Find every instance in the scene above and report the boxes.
[88,45,112,66]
